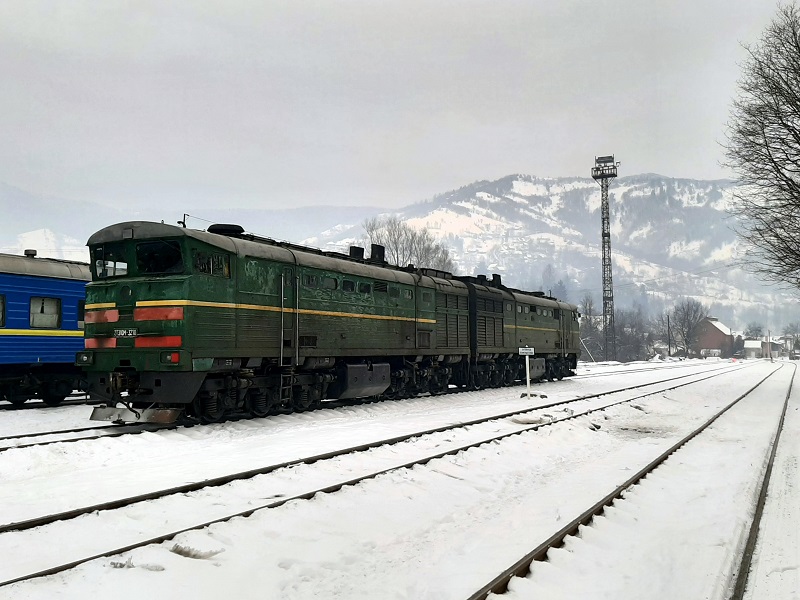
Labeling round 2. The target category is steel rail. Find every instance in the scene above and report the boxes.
[0,362,744,534]
[729,365,795,599]
[464,363,791,600]
[0,363,755,587]
[0,361,747,454]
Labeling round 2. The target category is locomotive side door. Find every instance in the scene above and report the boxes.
[281,266,298,366]
[558,304,572,359]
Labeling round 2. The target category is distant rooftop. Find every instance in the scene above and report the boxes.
[705,317,732,336]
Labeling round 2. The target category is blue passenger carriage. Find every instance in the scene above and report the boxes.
[0,250,90,405]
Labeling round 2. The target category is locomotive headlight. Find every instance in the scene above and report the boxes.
[160,351,182,364]
[76,351,94,366]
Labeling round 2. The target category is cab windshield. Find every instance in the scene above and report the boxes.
[135,240,184,275]
[92,244,128,279]
[92,240,184,279]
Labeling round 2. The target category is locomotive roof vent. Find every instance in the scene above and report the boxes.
[492,274,502,287]
[477,274,488,284]
[24,249,37,258]
[207,224,246,237]
[349,246,365,260]
[369,244,386,264]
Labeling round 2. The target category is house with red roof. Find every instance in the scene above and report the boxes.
[692,317,734,358]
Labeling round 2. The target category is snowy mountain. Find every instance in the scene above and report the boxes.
[3,173,797,330]
[303,174,799,330]
[0,181,384,260]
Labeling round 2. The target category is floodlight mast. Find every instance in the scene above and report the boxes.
[591,155,619,362]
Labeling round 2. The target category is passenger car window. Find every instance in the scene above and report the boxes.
[359,282,372,294]
[343,280,355,292]
[30,297,61,328]
[0,294,5,327]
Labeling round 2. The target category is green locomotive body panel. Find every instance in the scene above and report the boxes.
[79,220,579,423]
[292,264,419,356]
[509,291,581,368]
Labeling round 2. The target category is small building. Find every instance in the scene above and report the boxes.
[743,339,763,359]
[693,317,734,358]
[764,339,783,359]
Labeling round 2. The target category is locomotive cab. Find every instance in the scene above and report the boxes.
[81,223,225,423]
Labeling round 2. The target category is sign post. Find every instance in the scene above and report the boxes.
[519,347,535,397]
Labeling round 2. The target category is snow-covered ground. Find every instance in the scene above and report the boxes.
[0,359,796,599]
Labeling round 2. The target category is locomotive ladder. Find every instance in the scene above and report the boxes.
[279,371,294,404]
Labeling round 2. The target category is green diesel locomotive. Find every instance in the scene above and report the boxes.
[77,222,580,423]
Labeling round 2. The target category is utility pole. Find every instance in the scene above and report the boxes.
[667,314,672,357]
[591,155,620,361]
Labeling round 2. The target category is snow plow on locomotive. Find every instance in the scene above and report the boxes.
[78,221,580,424]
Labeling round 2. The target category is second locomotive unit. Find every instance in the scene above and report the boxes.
[78,221,580,423]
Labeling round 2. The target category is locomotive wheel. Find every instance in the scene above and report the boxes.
[194,393,226,424]
[292,390,316,411]
[246,389,270,418]
[7,395,27,406]
[293,397,312,411]
[42,393,66,406]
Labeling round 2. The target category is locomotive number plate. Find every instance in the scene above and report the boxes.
[114,328,139,338]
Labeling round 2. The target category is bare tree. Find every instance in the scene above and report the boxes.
[552,279,568,302]
[541,264,556,292]
[724,4,800,287]
[744,322,764,338]
[670,298,709,356]
[363,215,455,272]
[652,311,672,355]
[783,321,800,351]
[578,293,602,361]
[579,293,595,318]
[615,306,650,363]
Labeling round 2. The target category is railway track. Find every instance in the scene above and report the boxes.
[0,361,747,453]
[0,391,99,411]
[0,360,758,587]
[466,363,795,600]
[0,422,173,452]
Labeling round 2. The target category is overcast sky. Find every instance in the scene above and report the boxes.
[0,1,780,210]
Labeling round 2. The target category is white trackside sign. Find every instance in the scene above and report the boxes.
[519,347,535,397]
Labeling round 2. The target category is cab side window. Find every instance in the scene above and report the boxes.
[194,251,230,278]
